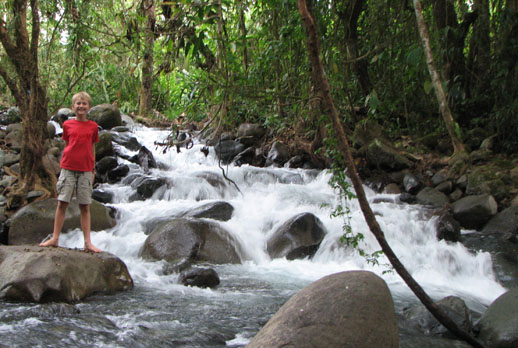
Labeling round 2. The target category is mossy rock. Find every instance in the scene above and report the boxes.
[467,163,515,204]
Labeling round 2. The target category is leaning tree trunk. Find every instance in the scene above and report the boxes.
[413,0,466,156]
[138,0,155,117]
[0,0,56,207]
[297,1,486,347]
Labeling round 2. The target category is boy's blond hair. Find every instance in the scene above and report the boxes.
[72,91,91,106]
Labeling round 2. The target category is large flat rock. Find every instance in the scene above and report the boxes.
[0,245,133,303]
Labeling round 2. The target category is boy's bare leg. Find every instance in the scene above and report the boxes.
[79,204,101,253]
[40,200,69,247]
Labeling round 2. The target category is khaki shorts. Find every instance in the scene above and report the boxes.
[57,169,93,205]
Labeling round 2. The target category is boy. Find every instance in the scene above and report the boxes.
[40,91,102,253]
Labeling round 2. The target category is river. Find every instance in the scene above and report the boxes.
[0,123,507,347]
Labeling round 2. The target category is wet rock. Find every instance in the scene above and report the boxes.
[162,258,192,275]
[88,104,122,130]
[142,202,234,235]
[111,132,141,151]
[416,187,449,208]
[195,171,230,195]
[92,189,114,204]
[129,176,167,201]
[121,173,143,186]
[461,231,518,256]
[399,192,416,204]
[436,213,461,242]
[247,271,399,348]
[235,135,257,147]
[130,146,157,173]
[184,201,234,221]
[179,267,220,288]
[403,173,424,194]
[8,198,116,245]
[214,140,246,164]
[402,296,472,338]
[399,330,472,348]
[233,147,256,167]
[96,132,114,160]
[482,205,518,241]
[452,194,498,230]
[96,156,118,175]
[266,141,290,167]
[284,155,304,169]
[475,287,518,348]
[267,213,326,260]
[139,218,243,264]
[107,164,130,183]
[491,252,518,288]
[0,245,133,303]
[111,126,130,132]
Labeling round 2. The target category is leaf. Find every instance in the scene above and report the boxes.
[424,80,433,94]
[368,90,379,111]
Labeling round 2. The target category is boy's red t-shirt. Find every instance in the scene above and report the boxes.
[60,119,99,172]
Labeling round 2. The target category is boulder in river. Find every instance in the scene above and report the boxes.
[0,245,133,303]
[475,287,518,348]
[452,194,498,230]
[402,296,473,339]
[179,267,220,288]
[214,140,247,164]
[140,218,243,264]
[246,270,399,348]
[267,212,326,260]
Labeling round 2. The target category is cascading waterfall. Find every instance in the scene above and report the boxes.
[0,124,506,348]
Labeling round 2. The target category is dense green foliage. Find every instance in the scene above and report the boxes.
[1,0,518,152]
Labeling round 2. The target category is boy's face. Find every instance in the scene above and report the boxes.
[72,98,91,119]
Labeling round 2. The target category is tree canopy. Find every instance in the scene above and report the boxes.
[1,0,517,153]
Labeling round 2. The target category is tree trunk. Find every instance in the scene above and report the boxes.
[0,0,56,205]
[432,0,464,88]
[413,0,465,155]
[297,1,486,347]
[138,0,155,117]
[467,0,491,100]
[337,0,371,97]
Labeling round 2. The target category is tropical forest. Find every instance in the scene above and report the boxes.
[0,1,517,348]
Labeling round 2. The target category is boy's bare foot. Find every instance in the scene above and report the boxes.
[84,243,102,253]
[39,238,59,247]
